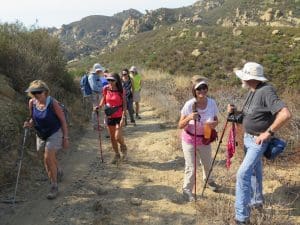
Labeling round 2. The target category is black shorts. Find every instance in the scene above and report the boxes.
[107,117,122,126]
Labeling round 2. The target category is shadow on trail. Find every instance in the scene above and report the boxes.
[264,183,300,217]
[127,156,184,171]
[124,122,174,138]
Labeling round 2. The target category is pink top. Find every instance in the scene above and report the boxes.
[180,97,219,146]
[103,86,124,118]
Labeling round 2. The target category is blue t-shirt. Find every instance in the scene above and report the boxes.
[88,73,103,93]
[101,77,108,87]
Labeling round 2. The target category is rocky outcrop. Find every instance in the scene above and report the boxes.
[49,0,300,60]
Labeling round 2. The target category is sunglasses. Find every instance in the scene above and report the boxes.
[31,90,43,95]
[107,79,115,82]
[195,85,208,91]
[122,73,128,76]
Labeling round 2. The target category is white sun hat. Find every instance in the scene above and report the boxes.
[235,62,268,82]
[93,63,105,73]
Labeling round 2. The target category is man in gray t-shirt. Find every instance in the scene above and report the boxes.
[228,62,291,224]
[242,82,286,135]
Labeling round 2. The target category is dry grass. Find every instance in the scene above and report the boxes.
[142,69,300,225]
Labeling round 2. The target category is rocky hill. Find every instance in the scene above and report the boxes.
[50,0,300,60]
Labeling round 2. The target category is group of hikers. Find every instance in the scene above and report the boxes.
[23,61,291,225]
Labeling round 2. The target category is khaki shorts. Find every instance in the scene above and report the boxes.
[36,129,63,152]
[133,91,141,102]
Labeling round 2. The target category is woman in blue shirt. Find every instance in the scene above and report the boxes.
[24,80,69,200]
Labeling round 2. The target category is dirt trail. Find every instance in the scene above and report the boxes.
[1,104,203,225]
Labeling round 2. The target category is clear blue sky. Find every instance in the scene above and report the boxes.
[0,0,197,28]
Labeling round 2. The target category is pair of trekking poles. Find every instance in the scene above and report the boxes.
[192,103,230,199]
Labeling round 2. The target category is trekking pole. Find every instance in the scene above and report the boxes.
[192,102,198,201]
[96,109,104,163]
[201,117,229,197]
[13,126,29,206]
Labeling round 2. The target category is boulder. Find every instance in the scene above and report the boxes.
[191,49,201,57]
[293,37,300,42]
[233,28,242,36]
[272,30,280,35]
[260,8,273,22]
[201,32,207,38]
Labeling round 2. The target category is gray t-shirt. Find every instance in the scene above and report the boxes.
[242,82,285,134]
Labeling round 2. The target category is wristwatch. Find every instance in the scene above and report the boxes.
[267,128,274,136]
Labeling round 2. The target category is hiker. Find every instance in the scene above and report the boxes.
[89,63,104,130]
[178,76,220,202]
[129,66,142,119]
[98,73,128,164]
[227,62,291,225]
[121,68,136,126]
[23,80,69,200]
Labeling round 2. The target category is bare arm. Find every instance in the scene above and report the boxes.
[53,100,69,148]
[178,113,197,129]
[256,107,292,144]
[24,99,34,128]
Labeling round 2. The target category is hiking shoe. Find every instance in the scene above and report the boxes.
[120,145,128,160]
[206,181,219,192]
[235,219,250,225]
[136,114,141,119]
[110,154,121,164]
[47,186,58,200]
[183,190,195,202]
[57,169,63,183]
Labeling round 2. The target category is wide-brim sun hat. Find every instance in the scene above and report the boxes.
[93,63,105,73]
[235,62,268,82]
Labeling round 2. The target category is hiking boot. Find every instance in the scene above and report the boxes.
[130,120,136,126]
[235,219,250,225]
[182,190,195,202]
[57,169,63,183]
[110,154,121,164]
[206,181,219,192]
[47,186,58,200]
[120,145,128,160]
[136,114,141,119]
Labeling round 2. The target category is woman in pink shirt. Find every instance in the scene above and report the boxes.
[178,76,220,201]
[99,73,127,164]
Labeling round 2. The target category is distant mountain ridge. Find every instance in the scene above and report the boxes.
[49,0,300,60]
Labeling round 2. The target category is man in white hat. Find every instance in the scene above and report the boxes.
[228,62,292,224]
[89,63,105,130]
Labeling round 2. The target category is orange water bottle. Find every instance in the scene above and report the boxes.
[204,119,212,139]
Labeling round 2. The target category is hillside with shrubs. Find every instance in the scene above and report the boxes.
[72,24,300,90]
[0,23,78,184]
